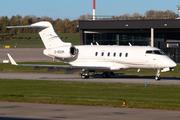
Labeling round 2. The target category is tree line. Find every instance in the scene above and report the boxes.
[0,15,79,34]
[0,10,179,33]
[79,10,179,20]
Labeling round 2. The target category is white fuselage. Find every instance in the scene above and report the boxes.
[46,45,176,72]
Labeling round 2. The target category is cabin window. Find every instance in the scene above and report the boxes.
[107,52,110,57]
[114,52,116,57]
[119,53,122,57]
[102,52,104,56]
[125,53,128,57]
[95,52,98,56]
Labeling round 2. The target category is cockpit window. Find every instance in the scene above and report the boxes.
[146,50,153,54]
[146,50,166,55]
[159,50,166,55]
[154,50,162,55]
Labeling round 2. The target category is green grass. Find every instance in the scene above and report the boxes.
[0,79,180,110]
[58,33,80,45]
[0,33,80,48]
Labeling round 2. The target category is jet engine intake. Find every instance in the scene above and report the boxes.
[43,46,77,58]
[70,46,77,56]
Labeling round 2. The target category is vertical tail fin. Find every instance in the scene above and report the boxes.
[7,21,71,49]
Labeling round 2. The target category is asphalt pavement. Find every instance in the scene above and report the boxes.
[0,73,180,85]
[0,48,52,63]
[0,102,180,120]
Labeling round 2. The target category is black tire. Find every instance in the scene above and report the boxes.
[85,76,89,78]
[81,75,89,79]
[102,72,110,78]
[155,76,161,81]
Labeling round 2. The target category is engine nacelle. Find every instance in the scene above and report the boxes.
[43,46,77,58]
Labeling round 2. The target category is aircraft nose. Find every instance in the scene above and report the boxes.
[169,61,177,68]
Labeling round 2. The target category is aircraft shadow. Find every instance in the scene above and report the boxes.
[90,74,180,80]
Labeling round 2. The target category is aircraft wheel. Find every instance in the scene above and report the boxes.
[155,76,161,81]
[102,72,110,78]
[102,73,106,78]
[81,75,89,79]
[81,75,85,79]
[85,75,89,78]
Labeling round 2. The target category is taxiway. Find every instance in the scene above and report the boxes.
[0,73,180,85]
[0,102,179,120]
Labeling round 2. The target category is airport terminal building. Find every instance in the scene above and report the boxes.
[79,19,180,63]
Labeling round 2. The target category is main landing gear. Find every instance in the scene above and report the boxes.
[81,69,89,79]
[155,69,161,81]
[80,70,111,79]
[102,72,110,78]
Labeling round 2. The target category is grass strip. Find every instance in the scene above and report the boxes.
[0,79,180,110]
[0,33,80,48]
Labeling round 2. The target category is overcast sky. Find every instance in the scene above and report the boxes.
[1,0,180,20]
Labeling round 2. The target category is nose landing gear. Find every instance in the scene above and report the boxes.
[155,69,161,81]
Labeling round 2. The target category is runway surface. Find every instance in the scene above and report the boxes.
[0,48,52,63]
[0,102,180,120]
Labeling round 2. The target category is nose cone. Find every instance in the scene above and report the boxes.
[157,55,177,69]
[162,56,177,68]
[169,61,177,68]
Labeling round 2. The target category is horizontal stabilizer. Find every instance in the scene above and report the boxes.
[6,25,48,29]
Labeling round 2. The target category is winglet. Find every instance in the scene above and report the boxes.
[7,53,18,65]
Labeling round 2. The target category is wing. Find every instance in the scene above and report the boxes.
[7,54,110,74]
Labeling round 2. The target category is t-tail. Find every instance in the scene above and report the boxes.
[7,21,71,49]
[7,21,78,61]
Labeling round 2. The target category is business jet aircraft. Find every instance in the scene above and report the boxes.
[7,21,177,80]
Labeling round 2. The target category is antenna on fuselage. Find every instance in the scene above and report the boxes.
[96,42,99,46]
[128,43,132,46]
